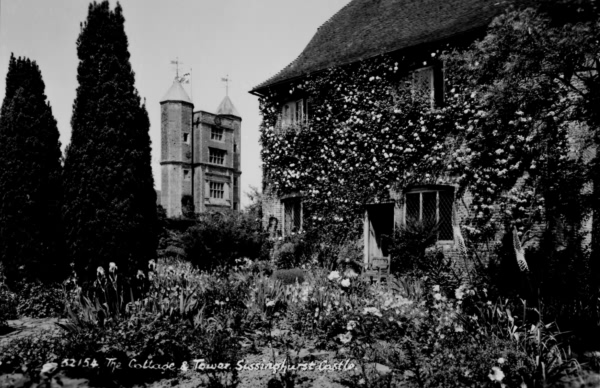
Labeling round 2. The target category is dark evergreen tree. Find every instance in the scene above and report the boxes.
[0,54,65,284]
[63,1,157,284]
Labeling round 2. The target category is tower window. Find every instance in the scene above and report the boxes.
[183,133,190,144]
[209,182,224,199]
[234,143,238,153]
[183,169,191,181]
[209,148,226,165]
[211,127,224,141]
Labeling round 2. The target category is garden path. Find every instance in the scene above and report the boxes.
[0,317,67,347]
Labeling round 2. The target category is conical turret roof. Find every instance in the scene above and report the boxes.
[160,80,192,104]
[216,95,240,117]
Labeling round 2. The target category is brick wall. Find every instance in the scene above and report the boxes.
[262,182,284,237]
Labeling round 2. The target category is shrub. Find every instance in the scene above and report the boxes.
[0,285,18,328]
[272,268,306,285]
[0,263,17,327]
[183,210,269,271]
[15,280,66,318]
[272,233,313,269]
[385,221,438,275]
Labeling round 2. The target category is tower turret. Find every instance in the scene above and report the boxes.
[160,80,193,217]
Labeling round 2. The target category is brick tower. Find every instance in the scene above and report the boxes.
[160,80,242,217]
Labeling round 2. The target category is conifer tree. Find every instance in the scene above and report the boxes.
[63,1,157,284]
[0,54,64,284]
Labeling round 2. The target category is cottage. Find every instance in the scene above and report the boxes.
[250,0,593,269]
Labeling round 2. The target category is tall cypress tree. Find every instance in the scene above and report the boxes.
[0,54,65,284]
[63,1,157,284]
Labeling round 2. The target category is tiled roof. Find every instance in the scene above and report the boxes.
[251,0,504,93]
[160,80,193,104]
[216,96,241,118]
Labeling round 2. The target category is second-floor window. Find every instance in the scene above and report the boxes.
[411,65,444,108]
[211,127,224,141]
[281,99,308,129]
[405,187,453,241]
[209,181,224,199]
[209,148,226,165]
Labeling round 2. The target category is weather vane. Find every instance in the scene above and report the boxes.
[171,57,189,84]
[221,75,231,96]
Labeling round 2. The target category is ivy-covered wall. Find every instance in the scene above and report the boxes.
[259,51,469,236]
[257,32,590,250]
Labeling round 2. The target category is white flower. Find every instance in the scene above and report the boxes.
[488,366,505,382]
[338,332,352,344]
[41,362,58,375]
[148,259,156,270]
[434,293,442,301]
[455,286,465,300]
[328,271,341,281]
[341,279,351,287]
[109,262,117,272]
[498,357,505,364]
[347,320,358,331]
[136,270,145,279]
[266,299,276,307]
[97,266,104,276]
[344,269,359,278]
[433,285,440,292]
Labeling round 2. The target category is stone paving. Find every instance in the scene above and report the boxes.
[0,317,68,346]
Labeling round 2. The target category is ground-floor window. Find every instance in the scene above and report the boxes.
[404,186,454,241]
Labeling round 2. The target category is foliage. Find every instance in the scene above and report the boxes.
[385,221,439,274]
[0,286,18,328]
[62,1,157,285]
[183,210,269,272]
[0,263,17,327]
[181,194,195,219]
[0,255,591,387]
[271,232,313,269]
[272,268,306,285]
[42,258,248,386]
[15,280,66,319]
[245,185,263,221]
[0,54,65,285]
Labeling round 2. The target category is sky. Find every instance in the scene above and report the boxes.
[0,0,351,208]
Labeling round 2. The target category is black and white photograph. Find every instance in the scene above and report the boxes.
[1,0,600,387]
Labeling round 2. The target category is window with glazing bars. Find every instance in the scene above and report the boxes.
[211,127,223,141]
[209,148,225,165]
[209,182,224,199]
[405,188,453,241]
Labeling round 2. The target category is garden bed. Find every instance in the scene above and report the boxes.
[0,257,598,388]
